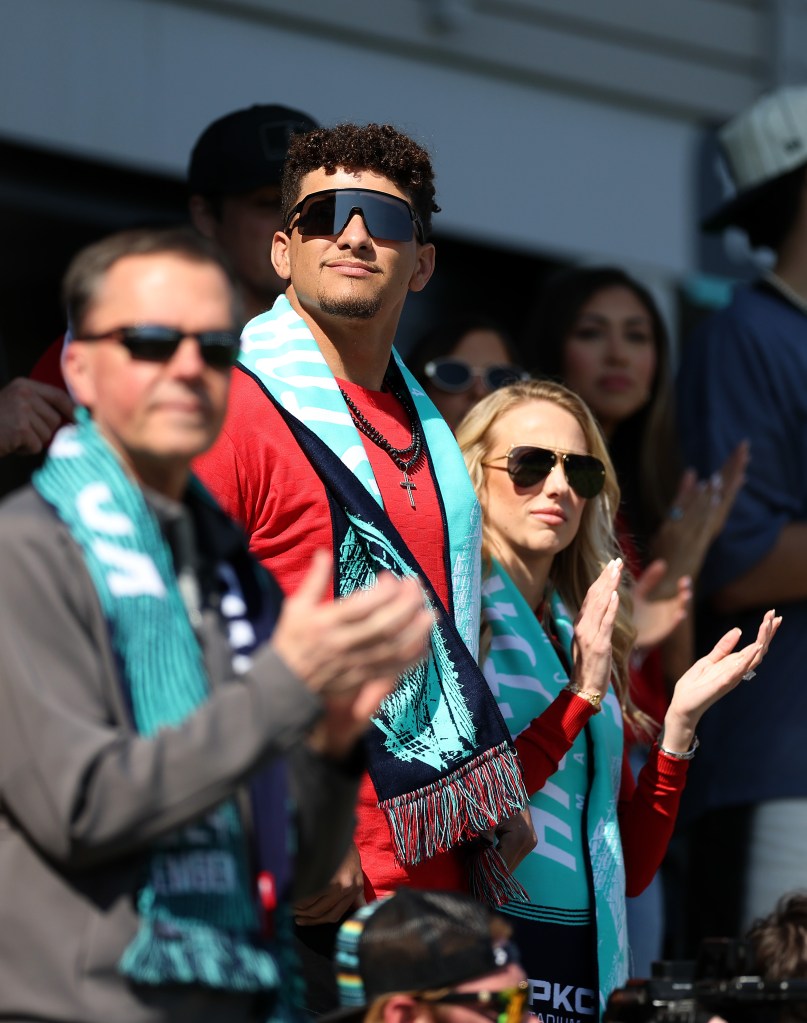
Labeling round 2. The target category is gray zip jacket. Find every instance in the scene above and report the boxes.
[0,486,361,1023]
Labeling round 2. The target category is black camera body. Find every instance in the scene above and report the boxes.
[604,940,807,1023]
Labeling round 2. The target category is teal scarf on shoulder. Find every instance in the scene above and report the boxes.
[482,560,627,1013]
[33,410,282,997]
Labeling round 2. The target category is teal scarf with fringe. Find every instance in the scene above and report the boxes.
[482,560,627,1016]
[33,410,283,998]
[237,297,527,903]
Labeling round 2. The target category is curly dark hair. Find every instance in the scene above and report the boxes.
[280,123,439,240]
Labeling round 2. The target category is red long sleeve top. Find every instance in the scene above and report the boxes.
[514,689,689,897]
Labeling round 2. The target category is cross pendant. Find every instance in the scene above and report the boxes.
[400,472,417,509]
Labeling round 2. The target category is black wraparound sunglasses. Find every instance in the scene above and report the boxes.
[483,444,606,498]
[78,325,241,368]
[421,981,529,1023]
[285,187,425,243]
[424,357,529,394]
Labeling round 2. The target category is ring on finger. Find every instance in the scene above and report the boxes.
[668,506,684,522]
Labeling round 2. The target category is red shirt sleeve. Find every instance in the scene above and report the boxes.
[516,691,689,899]
[618,744,689,897]
[193,370,335,597]
[29,337,67,390]
[514,690,596,796]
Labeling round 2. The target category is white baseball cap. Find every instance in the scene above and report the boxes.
[703,85,807,232]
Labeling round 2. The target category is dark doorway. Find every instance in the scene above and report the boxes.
[0,138,188,382]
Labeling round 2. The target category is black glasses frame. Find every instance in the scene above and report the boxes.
[284,187,425,244]
[78,325,242,368]
[423,357,529,394]
[484,445,606,498]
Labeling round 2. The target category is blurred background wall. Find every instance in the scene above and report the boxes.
[0,0,803,376]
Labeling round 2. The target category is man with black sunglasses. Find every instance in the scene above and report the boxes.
[320,889,528,1023]
[194,124,532,1012]
[0,225,434,1023]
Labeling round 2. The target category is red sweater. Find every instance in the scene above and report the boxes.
[514,688,688,897]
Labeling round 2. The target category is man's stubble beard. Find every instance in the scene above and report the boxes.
[317,288,382,321]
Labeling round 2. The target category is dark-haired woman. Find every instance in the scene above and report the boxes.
[408,314,528,433]
[523,267,747,970]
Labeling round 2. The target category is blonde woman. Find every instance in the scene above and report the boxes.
[456,379,778,1019]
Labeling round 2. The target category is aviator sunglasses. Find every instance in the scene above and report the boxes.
[285,187,425,243]
[484,445,606,499]
[422,982,529,1023]
[424,357,529,394]
[78,325,241,368]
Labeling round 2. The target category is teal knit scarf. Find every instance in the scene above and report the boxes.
[482,560,627,1014]
[33,410,281,995]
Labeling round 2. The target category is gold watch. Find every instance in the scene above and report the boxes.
[564,682,603,713]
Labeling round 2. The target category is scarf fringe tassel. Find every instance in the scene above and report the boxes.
[119,916,281,993]
[380,741,527,878]
[469,844,530,907]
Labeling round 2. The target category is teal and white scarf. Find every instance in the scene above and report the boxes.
[33,410,283,999]
[238,298,526,897]
[239,296,482,655]
[482,560,627,1014]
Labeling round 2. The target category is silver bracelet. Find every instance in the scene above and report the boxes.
[657,733,699,760]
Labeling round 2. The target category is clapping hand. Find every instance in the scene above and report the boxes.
[633,559,692,652]
[649,441,749,599]
[659,608,781,753]
[570,558,623,699]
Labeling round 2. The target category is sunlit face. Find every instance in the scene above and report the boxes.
[208,186,286,312]
[426,329,515,433]
[272,166,435,334]
[483,400,589,575]
[561,285,658,438]
[64,252,233,498]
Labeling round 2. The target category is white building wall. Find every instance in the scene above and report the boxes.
[0,0,772,279]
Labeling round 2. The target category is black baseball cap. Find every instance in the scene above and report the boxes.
[187,103,317,195]
[323,889,520,1023]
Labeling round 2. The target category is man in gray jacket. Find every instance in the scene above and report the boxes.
[0,225,431,1023]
